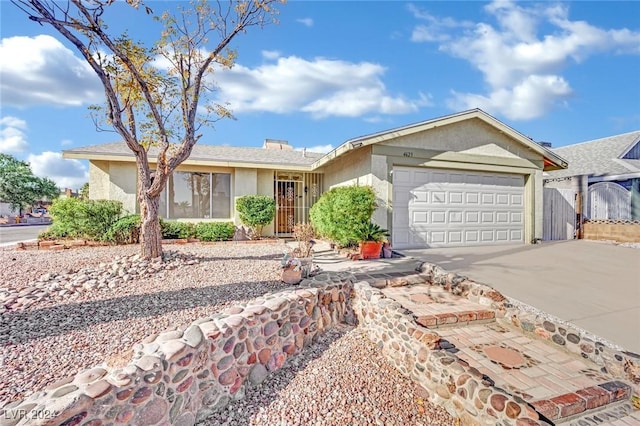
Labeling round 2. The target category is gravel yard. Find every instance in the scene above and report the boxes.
[0,242,454,425]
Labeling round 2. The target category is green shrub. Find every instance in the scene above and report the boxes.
[195,222,236,242]
[160,220,195,239]
[38,228,60,241]
[310,185,377,247]
[46,198,123,240]
[103,214,141,244]
[236,195,276,239]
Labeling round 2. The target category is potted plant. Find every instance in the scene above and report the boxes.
[281,222,316,284]
[354,221,388,259]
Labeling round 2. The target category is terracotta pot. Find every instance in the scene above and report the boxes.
[282,267,302,285]
[359,241,383,259]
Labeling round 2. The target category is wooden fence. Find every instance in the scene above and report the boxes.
[543,188,576,240]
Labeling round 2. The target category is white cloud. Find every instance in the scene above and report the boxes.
[296,18,314,27]
[0,35,102,107]
[410,0,640,120]
[213,56,431,118]
[60,139,73,147]
[27,152,88,190]
[408,3,473,42]
[262,50,281,60]
[447,75,572,120]
[298,144,333,154]
[0,116,29,154]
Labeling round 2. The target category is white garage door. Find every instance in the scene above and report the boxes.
[392,166,525,249]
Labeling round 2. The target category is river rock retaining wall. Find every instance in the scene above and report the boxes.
[352,281,543,425]
[414,262,639,394]
[350,262,639,425]
[1,272,355,426]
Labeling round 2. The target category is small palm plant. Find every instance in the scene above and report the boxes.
[354,221,388,242]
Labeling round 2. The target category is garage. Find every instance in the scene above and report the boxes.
[392,166,525,249]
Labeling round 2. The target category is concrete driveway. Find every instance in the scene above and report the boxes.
[400,240,640,354]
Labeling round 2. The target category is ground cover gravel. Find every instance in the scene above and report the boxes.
[200,325,454,426]
[0,242,455,425]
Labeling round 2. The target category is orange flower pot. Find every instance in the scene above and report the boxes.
[359,241,383,259]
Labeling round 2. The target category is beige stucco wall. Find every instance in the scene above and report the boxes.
[320,147,373,189]
[257,169,275,236]
[89,161,137,214]
[381,118,541,161]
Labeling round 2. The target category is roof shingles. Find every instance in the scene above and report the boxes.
[64,142,323,167]
[546,131,640,179]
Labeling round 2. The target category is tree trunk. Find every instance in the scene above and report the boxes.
[139,192,163,259]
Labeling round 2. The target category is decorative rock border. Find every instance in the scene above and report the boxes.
[1,251,199,313]
[13,238,284,251]
[0,272,355,426]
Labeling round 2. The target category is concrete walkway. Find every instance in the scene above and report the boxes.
[312,240,640,354]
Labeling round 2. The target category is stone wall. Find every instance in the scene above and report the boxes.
[1,273,355,426]
[4,262,638,426]
[582,220,640,243]
[352,281,543,425]
[350,263,639,425]
[418,262,639,391]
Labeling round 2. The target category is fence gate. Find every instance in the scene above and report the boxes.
[588,182,631,220]
[274,171,323,235]
[543,188,576,240]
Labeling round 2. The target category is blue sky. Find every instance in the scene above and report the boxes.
[1,0,639,189]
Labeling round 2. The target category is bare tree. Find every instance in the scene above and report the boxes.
[13,0,282,258]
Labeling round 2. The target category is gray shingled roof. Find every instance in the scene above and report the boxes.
[545,130,640,179]
[64,142,324,167]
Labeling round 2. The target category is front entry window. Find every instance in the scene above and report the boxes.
[159,172,231,219]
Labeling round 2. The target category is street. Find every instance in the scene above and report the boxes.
[0,224,50,246]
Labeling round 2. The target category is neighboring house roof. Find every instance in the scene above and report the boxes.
[545,130,640,180]
[312,108,568,171]
[63,109,568,172]
[64,141,324,170]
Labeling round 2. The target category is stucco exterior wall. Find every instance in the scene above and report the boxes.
[233,168,258,226]
[320,147,372,189]
[89,161,111,201]
[381,118,541,161]
[257,169,275,236]
[109,163,138,214]
[89,161,137,214]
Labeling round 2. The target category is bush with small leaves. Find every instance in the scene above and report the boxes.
[160,220,195,239]
[103,214,141,244]
[46,197,123,240]
[310,185,377,247]
[195,222,236,241]
[236,195,276,239]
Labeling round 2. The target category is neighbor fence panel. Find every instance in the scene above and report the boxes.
[543,188,576,240]
[588,182,631,220]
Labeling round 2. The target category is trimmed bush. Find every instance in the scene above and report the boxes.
[103,214,141,244]
[310,185,377,247]
[160,220,195,239]
[236,195,276,239]
[195,222,236,242]
[46,198,123,240]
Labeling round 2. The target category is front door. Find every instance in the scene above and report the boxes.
[276,181,298,233]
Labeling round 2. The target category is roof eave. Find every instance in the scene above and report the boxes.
[63,150,315,171]
[311,108,569,171]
